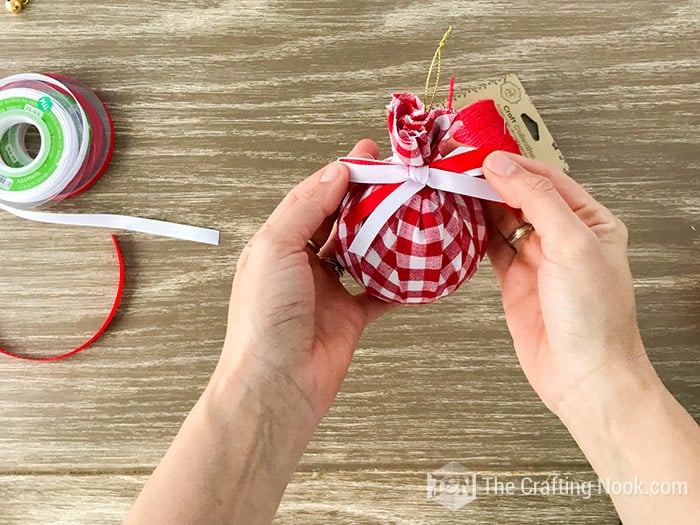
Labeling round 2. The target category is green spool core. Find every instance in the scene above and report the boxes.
[0,96,65,192]
[0,124,38,167]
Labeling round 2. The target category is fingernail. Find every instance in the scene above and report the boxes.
[320,162,343,183]
[485,151,518,177]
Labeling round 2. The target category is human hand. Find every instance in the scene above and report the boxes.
[216,139,394,428]
[481,152,651,417]
[481,153,700,525]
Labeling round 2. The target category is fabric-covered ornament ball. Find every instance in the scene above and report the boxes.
[334,94,520,304]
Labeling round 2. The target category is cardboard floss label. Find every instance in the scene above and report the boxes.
[451,74,568,172]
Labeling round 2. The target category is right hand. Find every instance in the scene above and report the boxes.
[481,151,652,417]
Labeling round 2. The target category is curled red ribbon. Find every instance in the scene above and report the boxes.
[0,234,124,362]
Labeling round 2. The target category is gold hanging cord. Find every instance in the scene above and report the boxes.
[423,26,453,110]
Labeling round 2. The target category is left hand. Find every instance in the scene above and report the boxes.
[216,139,394,427]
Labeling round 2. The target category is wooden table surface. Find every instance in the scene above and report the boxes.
[1,1,698,523]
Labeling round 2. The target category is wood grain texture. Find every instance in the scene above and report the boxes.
[3,470,618,525]
[1,1,698,523]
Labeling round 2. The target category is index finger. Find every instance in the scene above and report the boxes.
[483,152,592,253]
[487,152,616,230]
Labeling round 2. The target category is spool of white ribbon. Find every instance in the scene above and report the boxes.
[0,73,219,245]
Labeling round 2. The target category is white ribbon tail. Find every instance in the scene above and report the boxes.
[338,158,408,184]
[428,168,504,203]
[442,145,476,158]
[0,203,220,245]
[347,178,424,256]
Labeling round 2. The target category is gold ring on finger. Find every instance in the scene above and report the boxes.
[506,223,535,250]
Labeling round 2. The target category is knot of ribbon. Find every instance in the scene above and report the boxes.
[407,164,430,185]
[338,146,504,256]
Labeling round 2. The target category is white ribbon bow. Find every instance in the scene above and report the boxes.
[339,147,503,256]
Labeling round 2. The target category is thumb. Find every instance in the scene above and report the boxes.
[483,151,589,249]
[264,162,350,252]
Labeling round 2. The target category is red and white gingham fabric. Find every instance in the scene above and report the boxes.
[334,93,488,304]
[388,93,454,166]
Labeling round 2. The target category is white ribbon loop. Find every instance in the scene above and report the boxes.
[339,147,504,256]
[347,178,424,256]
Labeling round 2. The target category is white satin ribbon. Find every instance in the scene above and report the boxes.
[339,147,503,256]
[0,203,220,245]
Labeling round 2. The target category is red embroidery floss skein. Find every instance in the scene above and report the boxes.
[451,99,522,156]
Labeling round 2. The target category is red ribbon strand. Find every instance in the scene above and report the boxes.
[0,234,125,362]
